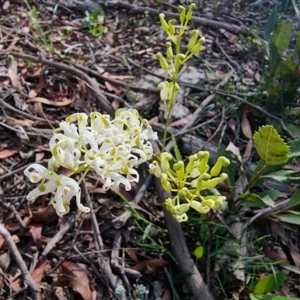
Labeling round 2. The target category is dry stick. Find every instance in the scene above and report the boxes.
[112,174,153,229]
[82,180,118,289]
[41,214,77,257]
[109,2,248,35]
[3,51,115,117]
[165,71,233,152]
[152,141,215,300]
[212,89,295,138]
[0,224,40,300]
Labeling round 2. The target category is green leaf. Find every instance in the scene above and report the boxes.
[288,189,300,206]
[288,138,300,158]
[261,195,275,207]
[193,245,204,259]
[261,170,300,182]
[272,20,292,55]
[276,213,300,225]
[254,272,287,294]
[240,193,262,202]
[264,4,278,40]
[171,133,182,162]
[256,295,300,300]
[253,125,290,165]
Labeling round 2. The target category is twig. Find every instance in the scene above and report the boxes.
[41,213,76,257]
[0,224,40,300]
[152,141,215,300]
[245,198,290,229]
[112,174,153,229]
[215,36,241,72]
[212,89,295,138]
[0,92,55,124]
[82,180,117,289]
[2,51,115,117]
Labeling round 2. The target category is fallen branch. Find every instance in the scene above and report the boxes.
[107,2,248,35]
[1,51,115,117]
[0,224,40,300]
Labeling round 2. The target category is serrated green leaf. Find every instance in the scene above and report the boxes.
[171,133,182,162]
[193,245,204,259]
[253,125,290,165]
[254,272,287,294]
[276,213,300,225]
[272,20,292,55]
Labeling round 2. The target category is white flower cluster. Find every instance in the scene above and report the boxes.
[24,109,158,216]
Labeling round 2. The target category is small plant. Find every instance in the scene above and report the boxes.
[262,3,300,114]
[84,8,105,37]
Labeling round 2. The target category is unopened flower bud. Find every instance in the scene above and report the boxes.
[156,53,169,71]
[186,3,196,22]
[188,30,199,51]
[210,156,230,177]
[159,13,169,32]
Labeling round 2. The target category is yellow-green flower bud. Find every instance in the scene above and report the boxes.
[187,30,199,51]
[158,82,169,102]
[177,6,186,24]
[190,200,210,214]
[174,54,186,71]
[202,199,215,208]
[173,203,190,215]
[159,13,169,32]
[205,173,228,189]
[166,42,173,59]
[168,19,176,36]
[178,187,193,199]
[186,154,198,174]
[149,161,162,178]
[161,174,172,192]
[197,151,210,174]
[173,161,185,179]
[210,156,230,177]
[186,3,196,22]
[191,36,206,54]
[156,53,169,71]
[160,152,172,172]
[174,213,188,222]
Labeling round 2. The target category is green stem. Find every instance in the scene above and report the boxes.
[77,167,90,185]
[243,163,269,193]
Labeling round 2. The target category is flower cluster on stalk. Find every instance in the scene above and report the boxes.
[24,109,158,216]
[149,151,230,222]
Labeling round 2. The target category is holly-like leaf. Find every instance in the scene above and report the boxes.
[253,125,290,165]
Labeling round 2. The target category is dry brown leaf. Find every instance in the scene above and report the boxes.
[241,106,252,139]
[226,142,242,163]
[132,258,168,272]
[8,60,23,91]
[32,261,51,285]
[228,118,236,133]
[27,97,75,106]
[241,106,253,162]
[29,224,43,251]
[0,149,18,159]
[56,261,92,300]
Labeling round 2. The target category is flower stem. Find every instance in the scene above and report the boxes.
[243,163,269,193]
